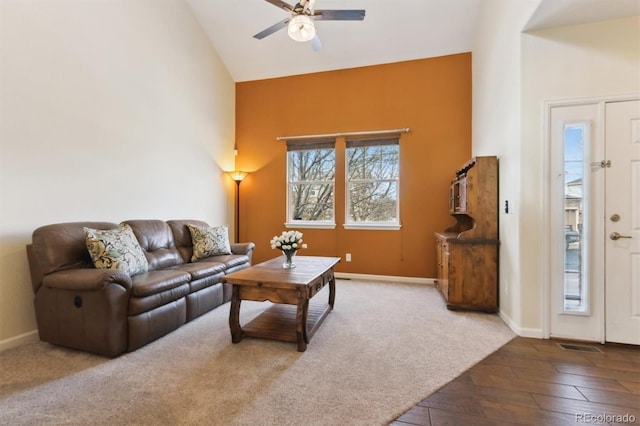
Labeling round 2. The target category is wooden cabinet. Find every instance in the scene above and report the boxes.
[435,156,499,313]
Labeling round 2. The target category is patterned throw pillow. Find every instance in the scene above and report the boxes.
[187,224,231,262]
[84,224,149,276]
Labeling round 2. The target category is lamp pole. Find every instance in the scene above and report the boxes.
[228,171,248,243]
[234,179,241,242]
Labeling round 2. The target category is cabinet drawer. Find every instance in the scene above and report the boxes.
[308,272,332,298]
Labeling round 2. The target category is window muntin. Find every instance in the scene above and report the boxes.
[346,137,400,227]
[286,140,335,226]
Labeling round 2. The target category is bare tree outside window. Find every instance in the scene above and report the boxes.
[346,139,399,224]
[287,143,335,223]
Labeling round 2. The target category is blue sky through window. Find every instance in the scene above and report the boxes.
[564,126,584,186]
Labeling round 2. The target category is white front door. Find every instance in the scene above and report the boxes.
[548,98,639,344]
[605,100,640,345]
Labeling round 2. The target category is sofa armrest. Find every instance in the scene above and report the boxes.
[231,242,255,256]
[231,242,255,265]
[42,269,132,292]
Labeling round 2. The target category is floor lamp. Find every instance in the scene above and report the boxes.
[228,171,248,242]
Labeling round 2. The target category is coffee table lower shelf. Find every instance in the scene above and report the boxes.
[242,302,332,345]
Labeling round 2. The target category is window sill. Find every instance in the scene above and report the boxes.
[343,223,402,231]
[284,222,337,230]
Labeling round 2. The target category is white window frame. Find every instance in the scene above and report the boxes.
[344,136,401,230]
[285,139,336,229]
[558,121,592,315]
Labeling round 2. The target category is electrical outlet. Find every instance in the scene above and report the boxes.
[346,253,352,262]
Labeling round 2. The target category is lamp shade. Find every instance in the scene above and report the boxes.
[288,15,316,42]
[228,171,248,183]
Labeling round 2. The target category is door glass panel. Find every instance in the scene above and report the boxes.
[563,124,587,312]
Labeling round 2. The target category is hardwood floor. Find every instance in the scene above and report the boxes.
[390,337,640,426]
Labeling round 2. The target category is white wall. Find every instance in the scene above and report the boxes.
[474,1,640,337]
[520,16,640,333]
[472,0,541,335]
[0,0,236,348]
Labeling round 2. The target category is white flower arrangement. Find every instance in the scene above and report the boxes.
[270,230,307,254]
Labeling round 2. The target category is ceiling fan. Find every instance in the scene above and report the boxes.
[253,0,366,51]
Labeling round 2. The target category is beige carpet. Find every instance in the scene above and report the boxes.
[0,279,514,425]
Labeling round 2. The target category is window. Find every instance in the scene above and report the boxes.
[562,123,588,313]
[345,137,400,229]
[286,139,336,228]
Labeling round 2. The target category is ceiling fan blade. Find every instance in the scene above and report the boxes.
[263,0,294,12]
[310,34,323,52]
[253,18,290,40]
[313,9,365,21]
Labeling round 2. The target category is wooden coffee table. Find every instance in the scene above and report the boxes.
[222,256,340,352]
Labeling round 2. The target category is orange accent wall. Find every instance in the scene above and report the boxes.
[235,53,471,278]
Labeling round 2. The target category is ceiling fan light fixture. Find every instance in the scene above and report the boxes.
[288,14,316,42]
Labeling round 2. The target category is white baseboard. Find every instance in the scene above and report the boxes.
[0,330,39,352]
[335,272,435,285]
[499,310,544,338]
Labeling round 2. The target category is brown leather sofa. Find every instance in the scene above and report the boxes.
[26,219,255,357]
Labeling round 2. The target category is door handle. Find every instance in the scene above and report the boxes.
[610,232,632,240]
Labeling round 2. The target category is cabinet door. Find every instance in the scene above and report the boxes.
[455,178,467,213]
[436,238,443,281]
[440,250,449,301]
[449,186,455,213]
[437,240,449,301]
[446,242,498,311]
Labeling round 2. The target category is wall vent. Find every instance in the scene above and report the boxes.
[557,343,603,353]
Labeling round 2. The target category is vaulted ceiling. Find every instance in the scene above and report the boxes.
[186,0,640,82]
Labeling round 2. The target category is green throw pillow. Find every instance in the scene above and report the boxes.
[187,224,231,261]
[84,224,149,276]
